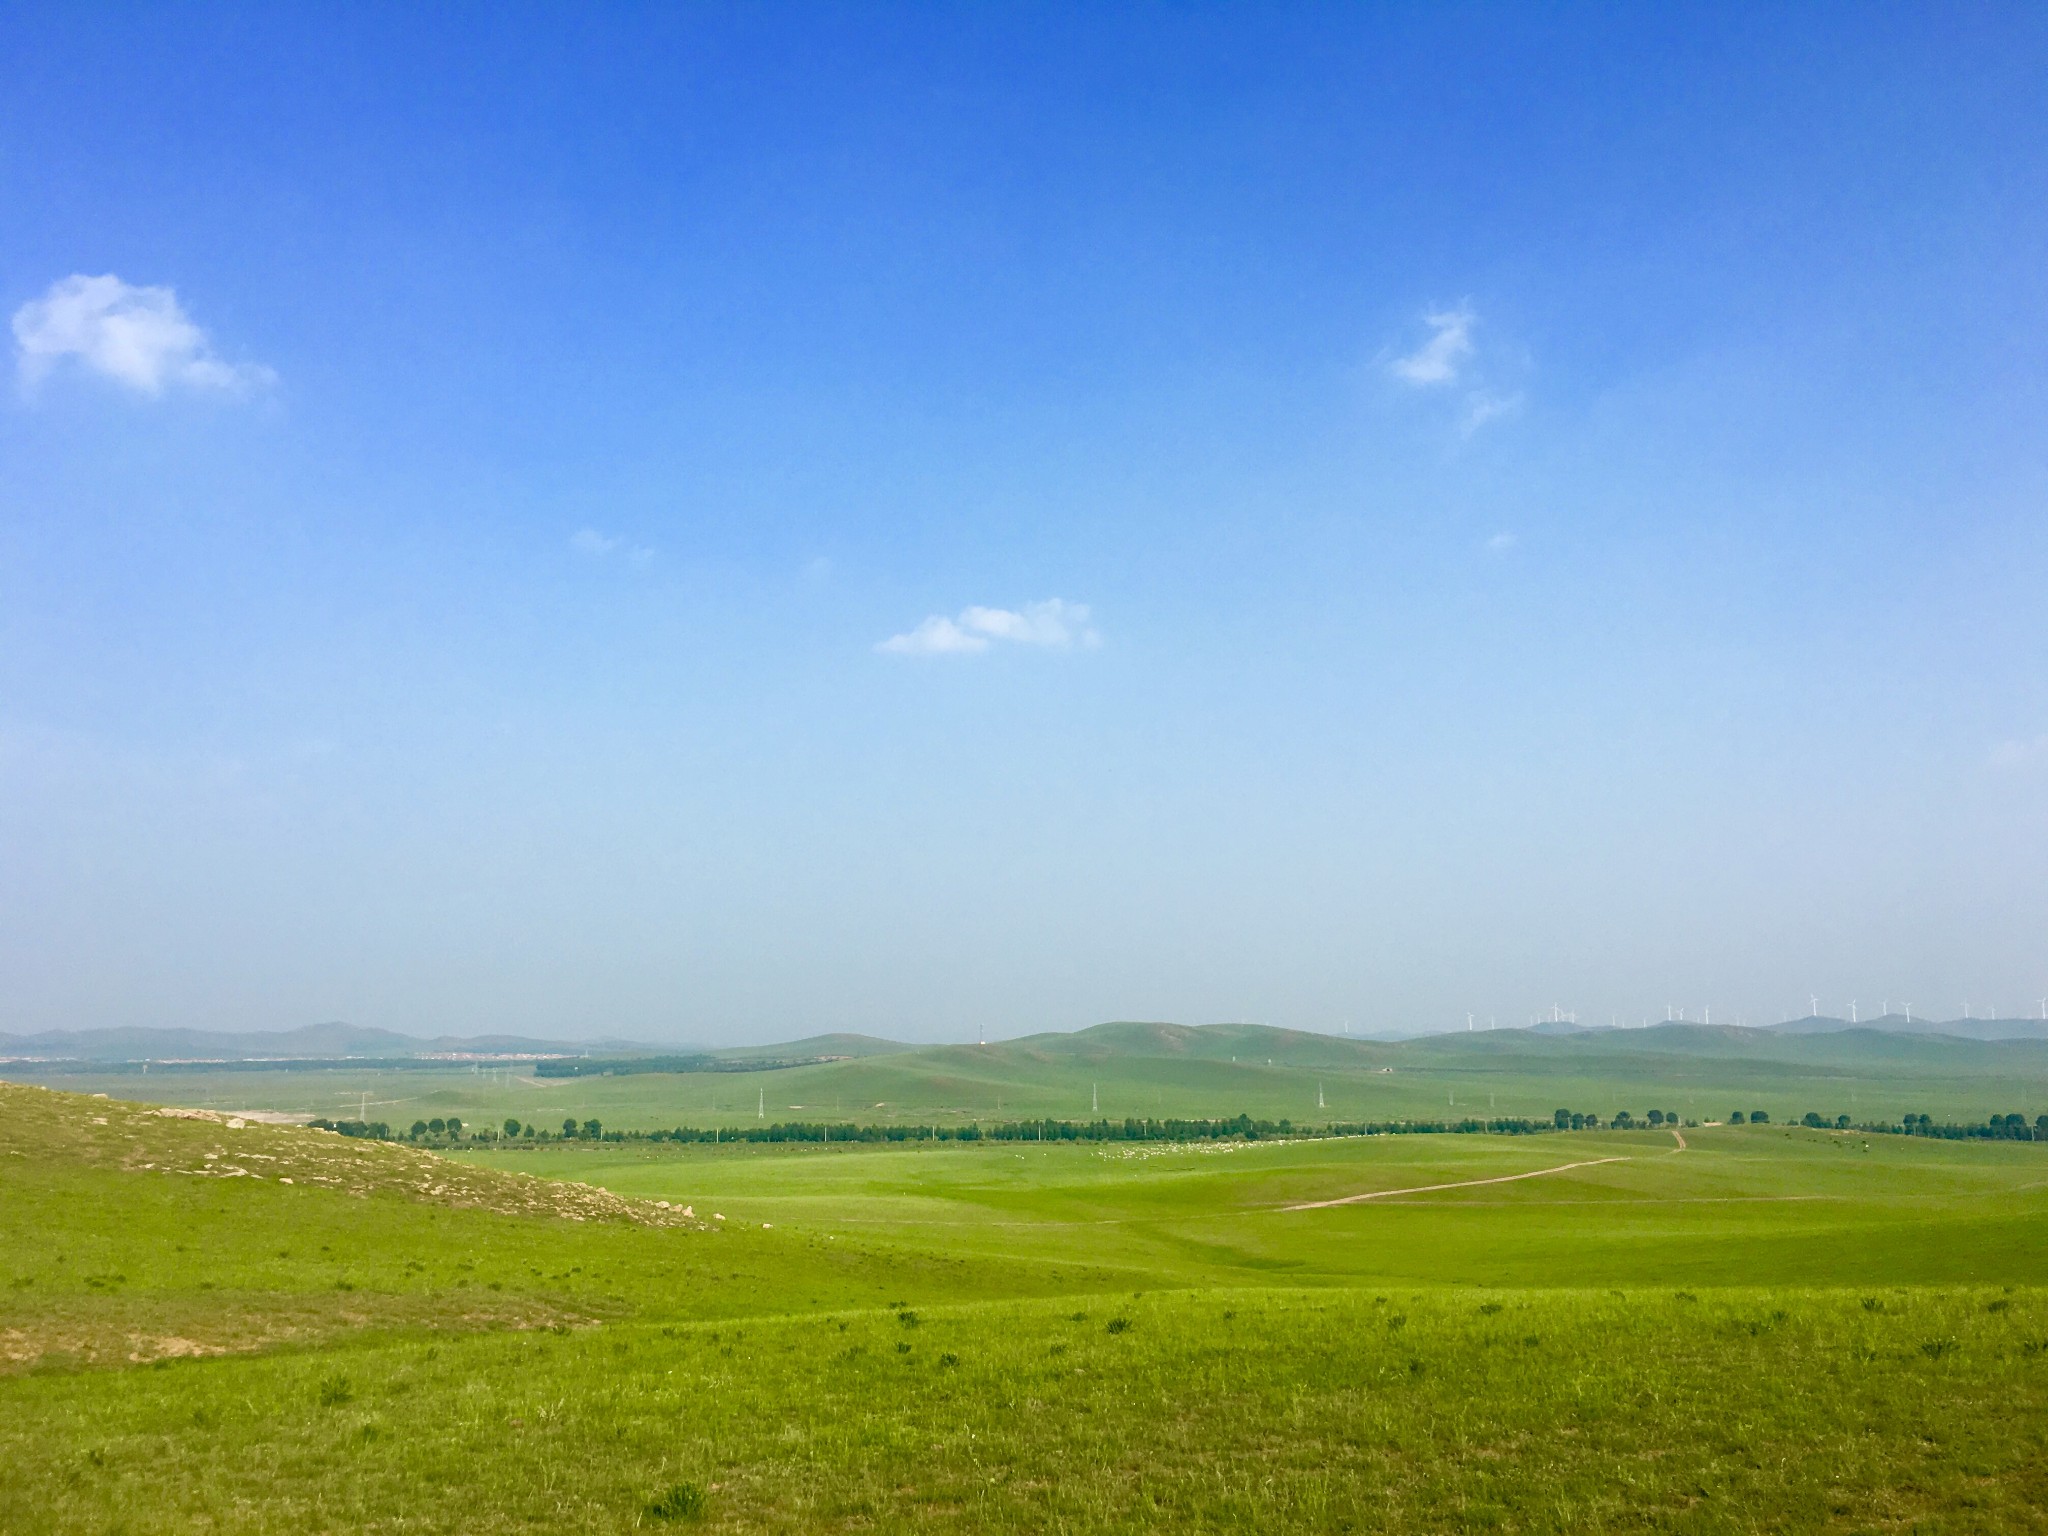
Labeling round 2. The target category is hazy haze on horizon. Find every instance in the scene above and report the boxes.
[4,6,2046,1046]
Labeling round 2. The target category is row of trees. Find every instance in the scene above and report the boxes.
[306,1118,390,1139]
[310,1109,2048,1147]
[399,1117,633,1143]
[1546,1109,1687,1131]
[476,1113,1587,1147]
[1896,1112,2044,1140]
[1723,1110,2045,1139]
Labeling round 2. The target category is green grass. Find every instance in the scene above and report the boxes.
[8,1288,2048,1532]
[455,1126,2048,1289]
[7,1077,2048,1531]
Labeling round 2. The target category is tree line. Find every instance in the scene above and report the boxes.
[304,1108,2048,1147]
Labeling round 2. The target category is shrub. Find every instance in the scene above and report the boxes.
[317,1374,353,1407]
[1105,1317,1131,1334]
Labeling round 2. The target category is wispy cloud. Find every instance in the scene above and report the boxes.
[1388,305,1475,387]
[1385,302,1524,436]
[1485,532,1517,554]
[12,274,275,395]
[570,528,653,564]
[878,599,1099,657]
[1461,390,1524,435]
[877,615,991,655]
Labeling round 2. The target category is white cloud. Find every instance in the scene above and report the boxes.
[570,528,653,563]
[1461,390,1524,435]
[12,274,274,395]
[1485,532,1517,553]
[1388,305,1475,387]
[877,616,991,656]
[878,598,1099,657]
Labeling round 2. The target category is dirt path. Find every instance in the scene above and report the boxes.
[1671,1128,1687,1150]
[1282,1155,1630,1211]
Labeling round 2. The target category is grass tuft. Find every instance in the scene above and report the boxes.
[646,1480,708,1521]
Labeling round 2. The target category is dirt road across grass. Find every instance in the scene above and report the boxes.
[1282,1155,1630,1210]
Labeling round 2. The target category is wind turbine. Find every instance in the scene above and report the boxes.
[1809,995,1820,1018]
[2038,997,2047,1021]
[1849,1000,1857,1023]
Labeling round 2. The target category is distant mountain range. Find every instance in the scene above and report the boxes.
[1765,1013,2048,1042]
[4,1011,2045,1067]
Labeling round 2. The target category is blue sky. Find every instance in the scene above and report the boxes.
[4,4,2046,1042]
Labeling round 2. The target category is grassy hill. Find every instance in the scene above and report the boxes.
[6,1076,2048,1531]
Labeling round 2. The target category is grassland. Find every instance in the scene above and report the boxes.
[6,1052,2048,1532]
